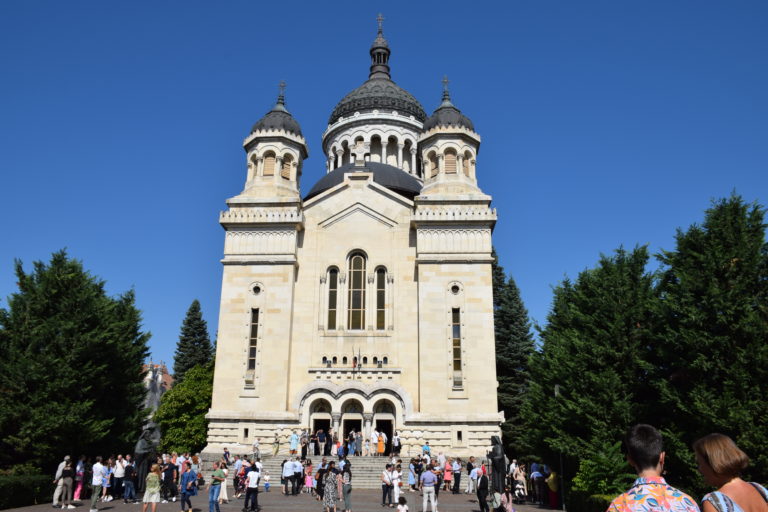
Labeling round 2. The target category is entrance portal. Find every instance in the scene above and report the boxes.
[343,419,361,438]
[313,418,330,434]
[376,419,393,455]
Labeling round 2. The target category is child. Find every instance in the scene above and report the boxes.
[263,471,271,492]
[397,496,408,512]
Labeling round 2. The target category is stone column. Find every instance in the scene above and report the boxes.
[336,149,344,169]
[397,143,404,169]
[383,140,390,165]
[363,413,373,439]
[256,156,264,177]
[332,413,342,437]
[275,156,283,183]
[457,154,464,177]
[437,154,444,174]
[410,148,417,175]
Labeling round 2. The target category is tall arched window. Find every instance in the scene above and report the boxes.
[263,152,276,176]
[376,267,386,330]
[347,253,366,330]
[281,154,292,180]
[444,149,457,173]
[327,268,338,329]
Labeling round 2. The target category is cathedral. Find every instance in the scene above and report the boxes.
[205,18,501,457]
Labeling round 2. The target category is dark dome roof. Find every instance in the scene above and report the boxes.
[328,78,427,125]
[423,87,474,132]
[305,161,422,200]
[251,96,302,136]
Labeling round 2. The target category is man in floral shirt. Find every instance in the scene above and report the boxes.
[608,424,699,512]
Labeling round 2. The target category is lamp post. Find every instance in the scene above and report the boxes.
[554,384,566,512]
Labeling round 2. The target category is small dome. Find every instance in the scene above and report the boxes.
[305,161,422,200]
[422,78,474,132]
[251,90,302,136]
[329,78,426,125]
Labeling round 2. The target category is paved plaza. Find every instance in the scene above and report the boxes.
[10,491,547,512]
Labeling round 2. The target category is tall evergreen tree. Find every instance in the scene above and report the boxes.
[172,300,212,383]
[492,248,535,454]
[521,247,658,468]
[0,251,150,469]
[154,362,213,454]
[654,195,768,489]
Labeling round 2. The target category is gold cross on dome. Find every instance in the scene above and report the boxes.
[442,75,450,92]
[278,80,286,96]
[377,13,384,32]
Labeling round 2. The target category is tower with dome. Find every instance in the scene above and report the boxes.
[205,16,501,456]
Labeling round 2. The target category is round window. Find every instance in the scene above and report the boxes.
[252,285,262,295]
[451,284,460,295]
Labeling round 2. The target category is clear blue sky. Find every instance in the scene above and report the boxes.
[1,1,766,367]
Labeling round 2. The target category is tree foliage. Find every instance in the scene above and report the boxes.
[522,195,768,495]
[173,300,213,383]
[153,363,213,454]
[0,251,150,470]
[492,248,535,454]
[571,440,635,496]
[653,195,768,489]
[521,247,658,465]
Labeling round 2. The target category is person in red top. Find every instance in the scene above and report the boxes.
[607,424,699,512]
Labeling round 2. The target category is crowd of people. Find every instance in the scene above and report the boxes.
[49,425,767,512]
[266,427,403,459]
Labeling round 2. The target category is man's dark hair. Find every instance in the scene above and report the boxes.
[95,456,102,463]
[625,424,664,470]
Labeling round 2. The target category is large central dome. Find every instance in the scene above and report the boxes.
[328,78,426,125]
[327,20,426,125]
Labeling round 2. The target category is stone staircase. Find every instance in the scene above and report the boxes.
[202,453,405,489]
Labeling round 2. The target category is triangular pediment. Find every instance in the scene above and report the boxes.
[318,202,398,229]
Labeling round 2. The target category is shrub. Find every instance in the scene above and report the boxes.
[0,475,54,509]
[571,440,635,496]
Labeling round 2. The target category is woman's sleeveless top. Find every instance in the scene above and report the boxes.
[703,483,768,512]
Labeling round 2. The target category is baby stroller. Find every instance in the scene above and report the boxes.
[514,479,527,504]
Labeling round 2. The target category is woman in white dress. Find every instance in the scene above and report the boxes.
[392,464,402,505]
[218,462,229,504]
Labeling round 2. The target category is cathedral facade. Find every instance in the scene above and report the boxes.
[205,20,502,457]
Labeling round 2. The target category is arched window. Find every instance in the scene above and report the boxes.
[444,149,457,173]
[347,252,366,329]
[322,356,327,364]
[383,356,388,365]
[428,152,438,178]
[373,356,378,365]
[281,154,292,180]
[363,356,368,365]
[332,356,338,364]
[376,268,386,330]
[342,356,348,365]
[463,151,472,176]
[263,152,276,176]
[327,268,338,329]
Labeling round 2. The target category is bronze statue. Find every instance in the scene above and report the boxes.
[488,435,506,493]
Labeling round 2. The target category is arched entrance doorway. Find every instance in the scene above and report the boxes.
[341,399,363,454]
[373,399,396,455]
[309,398,332,435]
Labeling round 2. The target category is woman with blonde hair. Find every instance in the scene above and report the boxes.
[142,464,162,512]
[694,433,768,512]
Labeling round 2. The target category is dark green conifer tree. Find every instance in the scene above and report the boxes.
[0,251,150,469]
[172,300,213,383]
[521,247,658,467]
[654,195,768,489]
[492,248,535,453]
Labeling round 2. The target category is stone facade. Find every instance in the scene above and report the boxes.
[205,21,502,458]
